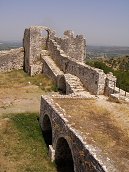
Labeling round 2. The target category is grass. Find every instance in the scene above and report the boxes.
[0,69,56,92]
[0,113,57,172]
[53,97,129,171]
[54,98,129,155]
[0,69,58,171]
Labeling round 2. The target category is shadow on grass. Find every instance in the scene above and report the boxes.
[42,130,52,148]
[10,113,74,172]
[5,113,57,172]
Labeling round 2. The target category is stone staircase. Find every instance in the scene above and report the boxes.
[64,74,86,94]
[41,50,92,97]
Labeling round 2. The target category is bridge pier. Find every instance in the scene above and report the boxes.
[48,145,55,162]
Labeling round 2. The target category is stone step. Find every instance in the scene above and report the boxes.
[67,83,80,86]
[64,74,86,94]
[70,84,85,88]
[71,87,85,90]
[41,50,50,56]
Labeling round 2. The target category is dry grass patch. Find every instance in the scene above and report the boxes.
[54,98,129,170]
[0,70,58,171]
[0,69,55,92]
[0,70,57,115]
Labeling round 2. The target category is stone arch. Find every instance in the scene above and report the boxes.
[57,75,66,94]
[55,137,74,172]
[42,114,52,147]
[41,29,50,50]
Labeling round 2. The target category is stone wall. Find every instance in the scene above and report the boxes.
[23,28,30,72]
[0,25,120,96]
[104,72,117,96]
[48,39,106,95]
[23,26,86,76]
[42,57,57,82]
[0,48,24,72]
[22,25,120,96]
[23,26,43,74]
[54,30,86,62]
[23,26,55,75]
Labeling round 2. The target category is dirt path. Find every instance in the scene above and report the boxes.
[0,85,44,116]
[0,84,58,172]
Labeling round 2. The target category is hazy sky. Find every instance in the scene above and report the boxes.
[0,0,129,46]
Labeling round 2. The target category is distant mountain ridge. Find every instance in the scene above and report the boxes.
[87,45,129,59]
[0,41,22,51]
[0,42,128,55]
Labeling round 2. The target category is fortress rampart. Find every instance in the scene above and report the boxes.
[0,26,129,171]
[0,25,127,98]
[22,26,117,95]
[54,30,86,62]
[47,39,106,95]
[0,47,24,72]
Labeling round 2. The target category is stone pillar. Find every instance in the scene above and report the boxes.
[23,28,30,73]
[105,72,117,95]
[23,27,43,74]
[64,30,86,62]
[23,26,56,75]
[48,145,55,162]
[106,72,117,88]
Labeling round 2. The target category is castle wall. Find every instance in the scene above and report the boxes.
[23,27,43,74]
[104,72,117,96]
[22,26,119,96]
[23,26,55,75]
[48,39,106,95]
[42,58,57,82]
[0,26,120,96]
[23,28,30,72]
[0,47,24,72]
[29,27,43,65]
[54,30,86,63]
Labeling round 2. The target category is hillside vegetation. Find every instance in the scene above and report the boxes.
[86,55,129,92]
[0,113,57,172]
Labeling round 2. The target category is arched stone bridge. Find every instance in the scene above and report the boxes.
[39,96,116,172]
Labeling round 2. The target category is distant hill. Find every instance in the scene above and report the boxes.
[87,45,129,59]
[102,55,129,71]
[0,41,22,51]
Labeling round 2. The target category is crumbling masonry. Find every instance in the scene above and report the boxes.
[0,26,117,96]
[0,26,129,172]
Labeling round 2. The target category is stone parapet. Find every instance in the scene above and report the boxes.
[48,39,106,95]
[0,47,24,72]
[54,30,86,63]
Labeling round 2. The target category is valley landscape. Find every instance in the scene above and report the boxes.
[0,41,22,51]
[87,45,129,59]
